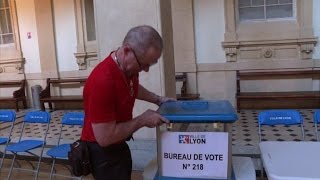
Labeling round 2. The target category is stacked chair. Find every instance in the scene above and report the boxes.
[314,110,320,141]
[258,109,304,179]
[46,112,84,180]
[5,111,51,180]
[0,110,16,171]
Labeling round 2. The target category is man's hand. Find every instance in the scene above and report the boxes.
[156,96,176,106]
[138,109,170,128]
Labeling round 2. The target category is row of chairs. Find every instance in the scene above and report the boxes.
[0,110,84,180]
[258,109,320,141]
[257,109,320,180]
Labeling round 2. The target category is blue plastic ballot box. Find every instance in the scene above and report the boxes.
[155,100,238,180]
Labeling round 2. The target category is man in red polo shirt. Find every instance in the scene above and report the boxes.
[80,25,172,180]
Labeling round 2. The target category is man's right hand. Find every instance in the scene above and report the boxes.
[138,109,170,128]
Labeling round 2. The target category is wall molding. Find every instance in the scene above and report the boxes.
[222,38,318,62]
[0,58,25,74]
[223,0,317,62]
[74,51,98,70]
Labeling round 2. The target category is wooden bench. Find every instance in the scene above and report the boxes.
[236,70,320,109]
[175,72,200,100]
[39,78,87,111]
[0,80,27,111]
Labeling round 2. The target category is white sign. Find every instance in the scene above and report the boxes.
[160,132,229,179]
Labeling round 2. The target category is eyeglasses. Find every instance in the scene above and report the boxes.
[131,49,143,70]
[131,48,158,71]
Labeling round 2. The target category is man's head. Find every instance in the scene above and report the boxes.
[121,25,163,74]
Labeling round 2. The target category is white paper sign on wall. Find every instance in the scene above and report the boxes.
[160,132,229,179]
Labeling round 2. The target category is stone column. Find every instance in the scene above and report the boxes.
[34,0,58,78]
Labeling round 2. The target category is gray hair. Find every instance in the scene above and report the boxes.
[123,25,163,57]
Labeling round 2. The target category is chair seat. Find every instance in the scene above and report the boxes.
[0,137,9,144]
[6,140,45,152]
[46,144,71,159]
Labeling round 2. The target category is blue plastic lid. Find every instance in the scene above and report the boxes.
[158,100,238,123]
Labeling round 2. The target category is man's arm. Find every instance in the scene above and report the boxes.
[137,84,161,105]
[92,109,169,147]
[92,117,142,147]
[137,84,175,106]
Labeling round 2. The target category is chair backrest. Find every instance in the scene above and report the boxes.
[61,112,84,126]
[258,110,304,142]
[0,110,16,144]
[57,112,84,145]
[314,110,320,124]
[24,111,51,123]
[18,111,51,142]
[314,110,320,141]
[0,110,16,122]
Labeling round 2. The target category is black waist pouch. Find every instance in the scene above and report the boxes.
[68,140,92,176]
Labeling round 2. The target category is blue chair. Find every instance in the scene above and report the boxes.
[314,110,320,141]
[46,112,84,180]
[0,110,16,170]
[258,109,304,179]
[258,109,305,142]
[5,111,51,180]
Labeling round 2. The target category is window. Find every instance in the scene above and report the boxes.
[0,0,23,73]
[238,0,294,21]
[74,0,98,70]
[0,0,14,45]
[223,0,316,62]
[83,0,96,42]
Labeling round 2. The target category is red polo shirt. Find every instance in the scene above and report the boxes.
[80,53,139,142]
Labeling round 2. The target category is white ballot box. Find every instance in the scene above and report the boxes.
[152,100,243,180]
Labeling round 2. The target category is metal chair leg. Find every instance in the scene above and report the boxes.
[49,158,56,180]
[260,158,264,180]
[34,155,43,180]
[0,150,6,173]
[7,153,17,180]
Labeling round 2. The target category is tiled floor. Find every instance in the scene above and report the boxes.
[185,109,317,146]
[232,109,317,146]
[1,110,83,145]
[0,108,318,179]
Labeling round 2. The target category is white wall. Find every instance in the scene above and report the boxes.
[194,0,226,64]
[313,0,320,60]
[53,0,78,72]
[94,0,163,140]
[16,0,41,73]
[94,0,161,60]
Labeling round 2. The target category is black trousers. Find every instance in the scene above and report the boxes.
[87,142,132,180]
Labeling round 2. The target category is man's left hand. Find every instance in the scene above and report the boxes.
[157,96,176,106]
